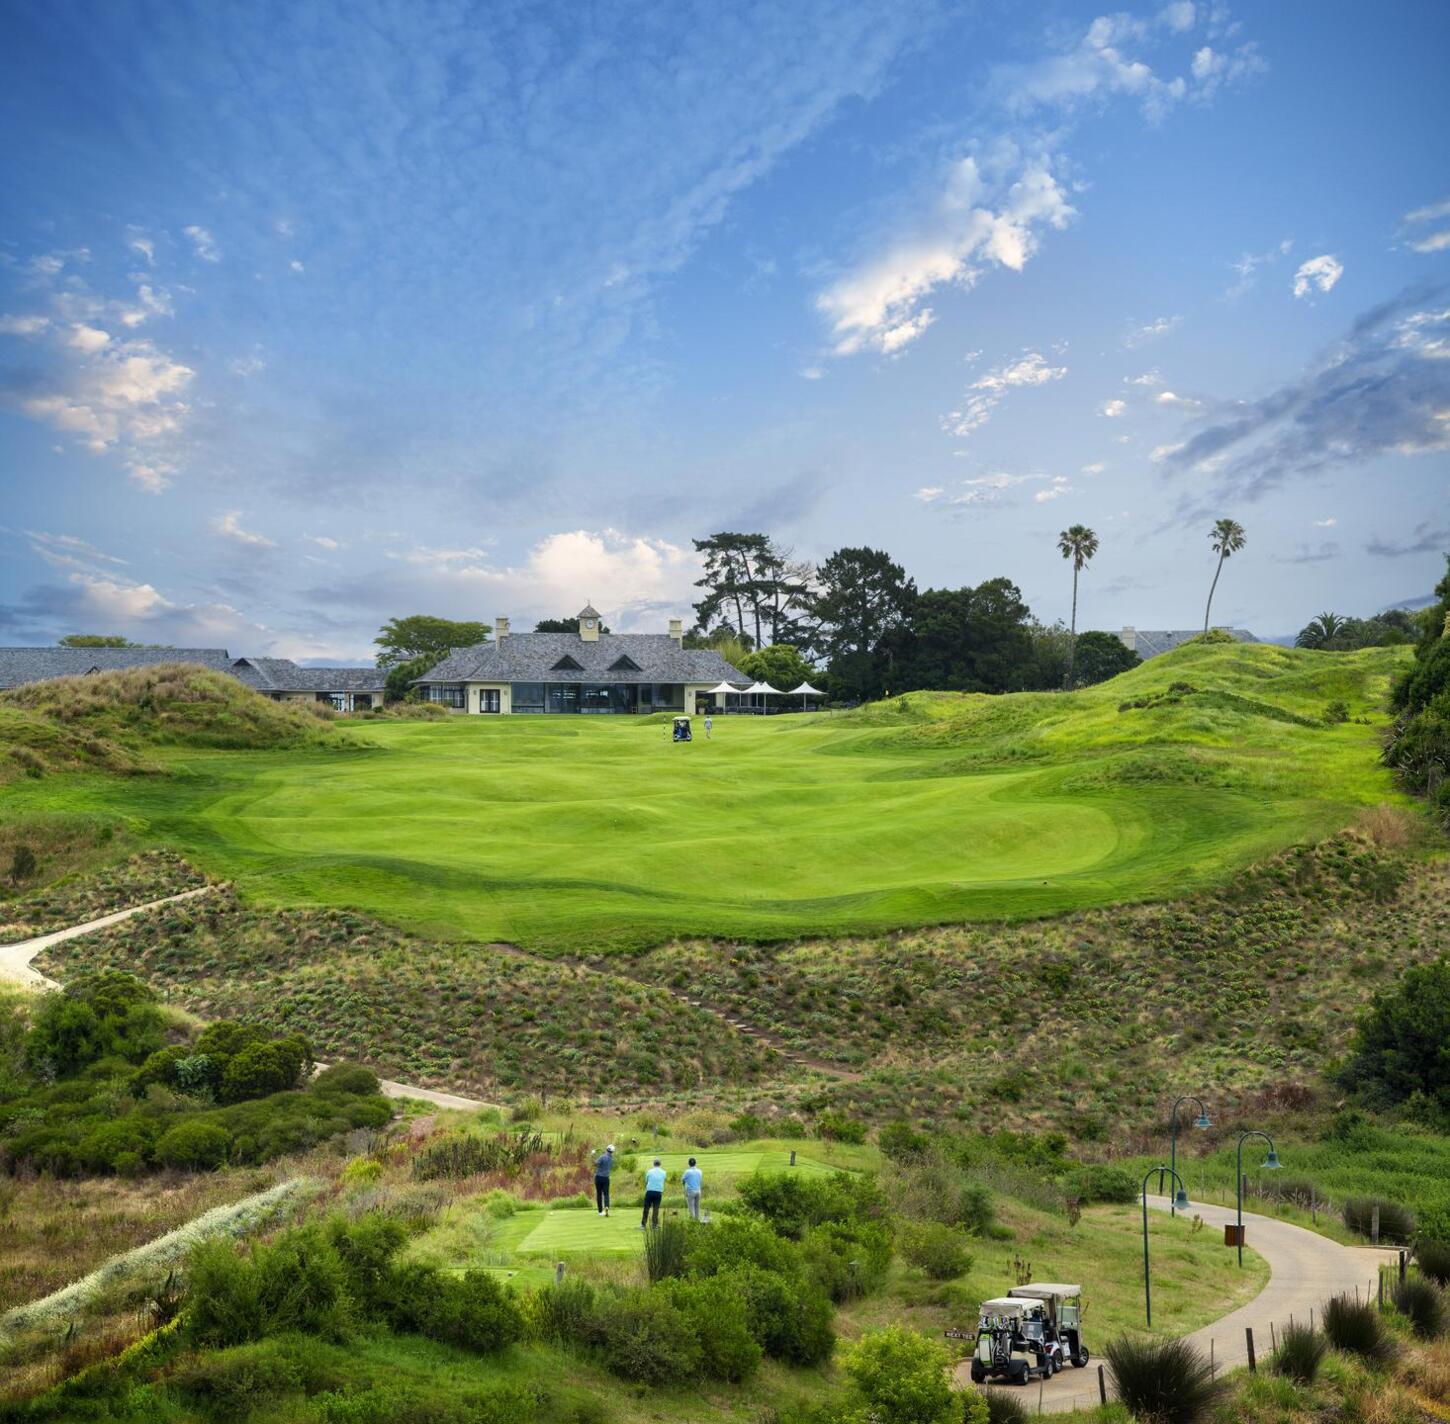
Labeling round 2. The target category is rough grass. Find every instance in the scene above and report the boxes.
[0,643,1412,950]
[0,850,207,939]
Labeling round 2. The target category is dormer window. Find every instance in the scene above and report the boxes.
[552,655,584,671]
[609,655,641,672]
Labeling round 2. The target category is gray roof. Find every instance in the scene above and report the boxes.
[228,657,385,693]
[0,647,233,691]
[414,632,745,685]
[1119,628,1257,659]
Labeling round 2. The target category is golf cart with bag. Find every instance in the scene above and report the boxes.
[671,715,692,742]
[960,1296,1059,1386]
[1009,1284,1089,1370]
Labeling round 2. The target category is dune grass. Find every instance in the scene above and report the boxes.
[1,643,1410,951]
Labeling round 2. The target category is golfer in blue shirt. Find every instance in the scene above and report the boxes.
[682,1157,703,1221]
[594,1145,614,1216]
[640,1159,666,1229]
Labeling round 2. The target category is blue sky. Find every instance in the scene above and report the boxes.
[1,0,1446,659]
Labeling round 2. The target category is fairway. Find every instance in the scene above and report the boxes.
[3,642,1408,950]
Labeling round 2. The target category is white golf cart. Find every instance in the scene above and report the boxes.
[964,1296,1057,1386]
[1009,1283,1089,1370]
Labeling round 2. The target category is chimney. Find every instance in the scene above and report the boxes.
[1119,626,1135,652]
[495,616,510,643]
[669,617,683,648]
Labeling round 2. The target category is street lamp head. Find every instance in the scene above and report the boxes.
[1264,1148,1282,1170]
[1193,1111,1212,1130]
[1172,1185,1191,1210]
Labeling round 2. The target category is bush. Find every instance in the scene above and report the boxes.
[981,1394,1029,1424]
[841,1326,957,1424]
[801,1220,893,1300]
[816,1109,867,1143]
[155,1119,232,1169]
[737,1169,885,1239]
[531,1277,600,1347]
[1342,1196,1416,1244]
[668,1275,763,1382]
[1321,1293,1397,1366]
[312,1064,380,1097]
[1104,1335,1224,1424]
[730,1266,835,1366]
[683,1214,798,1279]
[1059,1163,1137,1206]
[409,1268,525,1353]
[879,1121,932,1162]
[1416,1238,1450,1287]
[220,1036,310,1103]
[594,1287,702,1385]
[643,1217,690,1283]
[1392,1276,1447,1338]
[25,970,163,1076]
[1341,959,1450,1115]
[899,1221,972,1280]
[1270,1321,1326,1383]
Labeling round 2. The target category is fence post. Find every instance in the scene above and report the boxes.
[1378,1271,1384,1308]
[1038,1380,1044,1414]
[1245,1326,1256,1373]
[555,1261,566,1284]
[1209,1338,1215,1377]
[789,1149,797,1167]
[1400,1250,1408,1282]
[1372,1204,1380,1246]
[1098,1363,1107,1404]
[1270,1321,1276,1351]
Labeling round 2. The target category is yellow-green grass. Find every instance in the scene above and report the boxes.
[1,643,1410,950]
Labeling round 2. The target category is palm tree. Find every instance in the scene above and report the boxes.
[1296,612,1346,649]
[1204,518,1247,634]
[1057,524,1099,687]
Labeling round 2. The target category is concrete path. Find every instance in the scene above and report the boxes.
[0,887,215,990]
[0,887,492,1111]
[955,1195,1400,1412]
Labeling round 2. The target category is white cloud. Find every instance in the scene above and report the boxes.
[916,471,1063,511]
[1081,461,1105,475]
[1225,237,1293,297]
[1292,254,1343,298]
[1404,198,1450,225]
[1313,517,1337,527]
[818,152,1075,357]
[305,535,342,550]
[1125,369,1163,386]
[128,235,155,265]
[1124,315,1181,346]
[124,458,174,494]
[24,529,130,572]
[1160,2,1196,32]
[1101,398,1127,417]
[1033,476,1073,502]
[289,259,305,273]
[66,324,111,354]
[0,314,51,336]
[1408,230,1450,255]
[213,511,277,548]
[1154,389,1203,410]
[183,225,221,262]
[229,354,266,377]
[799,365,825,381]
[940,349,1068,436]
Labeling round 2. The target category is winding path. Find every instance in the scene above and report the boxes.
[956,1195,1400,1411]
[0,890,491,1112]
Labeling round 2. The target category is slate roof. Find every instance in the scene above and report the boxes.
[228,658,385,693]
[414,633,745,686]
[1118,627,1258,659]
[0,647,234,691]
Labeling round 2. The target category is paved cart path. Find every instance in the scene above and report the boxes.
[0,890,491,1111]
[955,1195,1400,1411]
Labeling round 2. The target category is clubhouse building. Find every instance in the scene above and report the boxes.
[411,607,745,715]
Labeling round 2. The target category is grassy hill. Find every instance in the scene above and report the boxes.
[1,642,1412,949]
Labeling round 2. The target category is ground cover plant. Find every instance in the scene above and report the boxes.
[0,850,207,939]
[0,642,1411,949]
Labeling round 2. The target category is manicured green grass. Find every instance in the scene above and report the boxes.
[2,643,1410,950]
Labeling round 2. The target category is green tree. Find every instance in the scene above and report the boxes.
[736,644,816,690]
[373,616,489,672]
[892,580,1036,694]
[810,547,916,702]
[534,616,611,633]
[1296,612,1348,649]
[1057,525,1099,687]
[1384,555,1450,814]
[1342,958,1450,1115]
[1072,630,1141,685]
[1204,518,1247,633]
[841,1326,958,1424]
[58,634,138,647]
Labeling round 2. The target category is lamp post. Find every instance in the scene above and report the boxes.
[1141,1164,1190,1328]
[1234,1130,1282,1268]
[1168,1095,1212,1218]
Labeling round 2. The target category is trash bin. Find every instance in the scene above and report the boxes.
[1224,1224,1245,1247]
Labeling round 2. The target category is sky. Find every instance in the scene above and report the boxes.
[0,0,1447,661]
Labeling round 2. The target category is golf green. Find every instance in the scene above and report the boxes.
[2,642,1408,950]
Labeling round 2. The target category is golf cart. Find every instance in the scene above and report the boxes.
[671,715,692,742]
[1009,1284,1089,1369]
[963,1296,1058,1386]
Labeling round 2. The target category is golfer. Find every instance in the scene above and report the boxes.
[682,1157,703,1221]
[640,1158,666,1229]
[594,1144,614,1216]
[704,713,713,740]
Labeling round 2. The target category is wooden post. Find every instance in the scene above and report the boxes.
[1270,1321,1277,1350]
[1209,1338,1215,1377]
[1378,1271,1384,1308]
[789,1149,796,1167]
[555,1261,566,1284]
[1038,1380,1044,1414]
[1098,1363,1107,1404]
[1400,1250,1408,1282]
[1372,1204,1380,1246]
[1309,1306,1314,1332]
[1245,1326,1256,1373]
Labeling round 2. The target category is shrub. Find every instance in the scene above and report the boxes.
[1342,1196,1416,1244]
[801,1220,893,1300]
[531,1277,600,1347]
[1059,1163,1137,1206]
[898,1221,972,1280]
[220,1037,310,1103]
[981,1394,1029,1424]
[327,1213,408,1317]
[1321,1293,1396,1366]
[418,1269,525,1353]
[841,1326,957,1424]
[25,970,163,1075]
[312,1064,380,1097]
[155,1119,232,1169]
[1270,1321,1326,1383]
[1341,959,1450,1115]
[879,1121,931,1162]
[683,1215,798,1279]
[1104,1335,1224,1424]
[668,1275,762,1382]
[1416,1238,1450,1287]
[594,1287,702,1385]
[816,1109,867,1143]
[643,1217,690,1283]
[737,1169,885,1239]
[729,1265,835,1366]
[1392,1276,1447,1339]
